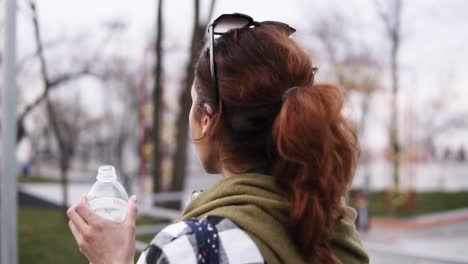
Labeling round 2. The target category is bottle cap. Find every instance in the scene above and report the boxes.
[96,165,117,182]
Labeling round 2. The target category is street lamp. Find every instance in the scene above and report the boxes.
[1,0,18,263]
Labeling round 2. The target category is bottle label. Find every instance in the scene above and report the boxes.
[88,197,128,222]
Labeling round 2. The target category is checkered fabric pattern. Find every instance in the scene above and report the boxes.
[136,216,265,264]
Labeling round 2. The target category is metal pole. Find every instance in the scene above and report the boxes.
[1,0,18,263]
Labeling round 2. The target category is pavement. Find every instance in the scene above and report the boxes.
[358,208,468,264]
[362,220,468,263]
[18,172,223,208]
[370,209,468,230]
[19,182,91,207]
[18,190,61,209]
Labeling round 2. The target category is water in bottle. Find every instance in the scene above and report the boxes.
[87,165,129,222]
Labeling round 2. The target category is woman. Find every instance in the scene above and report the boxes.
[67,13,369,264]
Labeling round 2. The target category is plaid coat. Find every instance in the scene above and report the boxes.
[136,216,265,264]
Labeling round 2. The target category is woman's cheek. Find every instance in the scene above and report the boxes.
[189,106,195,137]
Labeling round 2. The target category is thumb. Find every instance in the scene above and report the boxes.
[126,195,138,223]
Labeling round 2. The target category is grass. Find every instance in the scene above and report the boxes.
[136,234,157,244]
[19,206,166,263]
[18,176,60,184]
[350,191,468,218]
[136,216,170,244]
[19,207,87,264]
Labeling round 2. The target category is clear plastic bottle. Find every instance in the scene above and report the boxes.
[87,165,129,222]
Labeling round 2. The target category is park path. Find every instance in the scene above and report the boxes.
[364,219,468,263]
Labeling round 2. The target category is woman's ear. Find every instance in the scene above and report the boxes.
[201,103,214,137]
[202,103,214,117]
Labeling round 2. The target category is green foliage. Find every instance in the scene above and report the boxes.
[19,207,166,263]
[350,191,468,218]
[136,234,156,244]
[18,176,60,184]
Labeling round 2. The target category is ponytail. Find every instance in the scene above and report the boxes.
[273,83,359,263]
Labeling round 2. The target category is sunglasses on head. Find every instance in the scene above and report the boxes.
[207,13,296,105]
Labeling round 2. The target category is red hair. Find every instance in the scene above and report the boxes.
[194,24,359,263]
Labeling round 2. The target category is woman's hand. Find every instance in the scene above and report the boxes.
[67,195,138,264]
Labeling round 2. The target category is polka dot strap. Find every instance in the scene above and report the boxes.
[186,217,220,264]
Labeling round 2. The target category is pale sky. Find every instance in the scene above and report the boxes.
[10,0,468,150]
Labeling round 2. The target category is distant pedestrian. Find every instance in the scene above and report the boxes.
[443,147,453,161]
[22,162,31,179]
[354,191,370,232]
[457,146,466,162]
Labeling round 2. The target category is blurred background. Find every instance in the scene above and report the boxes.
[1,0,468,263]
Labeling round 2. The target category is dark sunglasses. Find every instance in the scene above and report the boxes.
[208,13,296,105]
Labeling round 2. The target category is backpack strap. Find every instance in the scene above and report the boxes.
[185,216,221,264]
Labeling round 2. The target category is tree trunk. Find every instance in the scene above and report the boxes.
[30,0,72,217]
[46,99,69,214]
[374,0,403,202]
[152,0,164,193]
[115,132,125,174]
[390,0,402,195]
[60,157,69,213]
[359,92,372,193]
[170,0,216,197]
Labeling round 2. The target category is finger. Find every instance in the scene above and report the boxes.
[74,194,99,224]
[68,220,83,244]
[67,207,89,232]
[69,220,91,260]
[125,195,138,224]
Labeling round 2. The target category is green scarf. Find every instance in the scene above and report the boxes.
[181,173,369,264]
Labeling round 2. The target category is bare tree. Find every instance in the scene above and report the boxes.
[373,0,403,194]
[51,97,91,210]
[98,55,140,175]
[17,1,120,144]
[312,10,385,197]
[30,0,71,211]
[27,0,114,212]
[339,52,383,133]
[417,91,468,152]
[313,11,383,98]
[152,0,164,193]
[348,54,383,192]
[26,105,54,172]
[314,12,351,90]
[170,0,216,197]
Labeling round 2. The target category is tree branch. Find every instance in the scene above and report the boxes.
[27,0,66,152]
[373,0,393,37]
[17,1,119,142]
[18,67,93,121]
[28,0,49,83]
